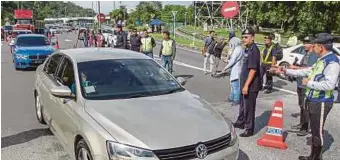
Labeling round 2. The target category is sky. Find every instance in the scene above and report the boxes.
[72,1,192,14]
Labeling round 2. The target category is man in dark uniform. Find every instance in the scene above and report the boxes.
[275,33,339,160]
[129,28,141,52]
[114,24,127,49]
[261,33,277,94]
[290,36,318,136]
[233,28,262,137]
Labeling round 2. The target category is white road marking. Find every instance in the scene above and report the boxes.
[155,56,297,95]
[64,39,72,42]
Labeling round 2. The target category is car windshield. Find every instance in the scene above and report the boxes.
[16,19,32,24]
[16,36,49,46]
[77,59,184,100]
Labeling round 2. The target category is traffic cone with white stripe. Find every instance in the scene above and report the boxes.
[257,100,288,150]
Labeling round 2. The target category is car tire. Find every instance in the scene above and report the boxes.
[75,139,93,160]
[35,93,46,124]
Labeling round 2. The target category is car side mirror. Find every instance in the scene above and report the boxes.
[177,77,186,86]
[50,85,74,98]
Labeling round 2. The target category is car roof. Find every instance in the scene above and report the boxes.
[17,34,46,38]
[59,48,150,63]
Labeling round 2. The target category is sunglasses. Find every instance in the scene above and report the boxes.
[242,36,251,39]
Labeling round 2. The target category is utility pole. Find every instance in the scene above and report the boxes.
[193,1,197,46]
[172,11,177,39]
[98,1,101,31]
[185,12,187,27]
[113,1,116,10]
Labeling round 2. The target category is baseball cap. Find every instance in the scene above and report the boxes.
[229,31,235,39]
[242,27,255,36]
[302,36,315,43]
[312,33,333,44]
[264,33,275,40]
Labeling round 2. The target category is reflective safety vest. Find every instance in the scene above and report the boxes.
[141,37,153,52]
[162,39,174,56]
[261,45,274,64]
[305,53,339,102]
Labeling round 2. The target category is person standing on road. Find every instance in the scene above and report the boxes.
[221,36,244,106]
[159,31,176,74]
[96,30,104,48]
[274,33,339,160]
[233,28,262,137]
[289,36,318,136]
[114,24,127,49]
[210,36,227,76]
[260,33,277,94]
[140,29,156,58]
[130,28,142,52]
[203,31,216,75]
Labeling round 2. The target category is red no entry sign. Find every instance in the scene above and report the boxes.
[221,1,240,19]
[97,13,105,23]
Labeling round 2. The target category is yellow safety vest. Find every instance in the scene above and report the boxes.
[261,45,274,64]
[141,37,153,52]
[162,39,173,56]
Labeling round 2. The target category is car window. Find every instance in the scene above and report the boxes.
[56,58,75,92]
[44,54,63,76]
[16,36,49,46]
[292,46,304,54]
[77,59,184,100]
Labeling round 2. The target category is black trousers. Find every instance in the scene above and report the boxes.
[297,87,309,131]
[307,101,333,147]
[336,78,340,101]
[260,64,273,90]
[236,91,259,132]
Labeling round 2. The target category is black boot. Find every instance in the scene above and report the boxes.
[314,146,323,160]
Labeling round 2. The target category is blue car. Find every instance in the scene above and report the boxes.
[11,34,55,70]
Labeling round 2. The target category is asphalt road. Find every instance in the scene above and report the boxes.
[1,32,340,160]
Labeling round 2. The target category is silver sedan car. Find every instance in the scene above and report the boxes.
[34,48,239,160]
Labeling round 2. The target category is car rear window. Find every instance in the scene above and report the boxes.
[17,36,49,46]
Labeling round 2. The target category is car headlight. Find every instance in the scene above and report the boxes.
[229,125,237,146]
[16,54,28,59]
[107,141,159,160]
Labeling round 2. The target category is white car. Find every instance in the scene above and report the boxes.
[101,29,114,47]
[277,43,340,68]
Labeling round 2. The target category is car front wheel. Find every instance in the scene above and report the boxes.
[76,139,93,160]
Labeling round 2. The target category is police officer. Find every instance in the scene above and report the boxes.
[159,31,176,73]
[290,36,318,136]
[261,33,277,94]
[129,28,142,52]
[275,33,339,160]
[140,29,156,58]
[114,24,127,49]
[233,28,262,137]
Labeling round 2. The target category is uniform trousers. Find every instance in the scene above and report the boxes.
[260,64,273,90]
[235,91,259,132]
[297,87,309,131]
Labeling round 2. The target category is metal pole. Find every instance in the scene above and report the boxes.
[185,12,187,27]
[172,11,177,39]
[114,1,116,10]
[98,1,101,31]
[193,1,196,46]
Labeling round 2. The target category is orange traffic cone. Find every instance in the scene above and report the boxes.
[257,100,287,150]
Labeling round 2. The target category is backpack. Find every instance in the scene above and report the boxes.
[274,43,283,61]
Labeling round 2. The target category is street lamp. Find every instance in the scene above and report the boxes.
[185,12,187,27]
[172,11,177,39]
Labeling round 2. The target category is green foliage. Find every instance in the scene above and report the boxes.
[1,1,95,24]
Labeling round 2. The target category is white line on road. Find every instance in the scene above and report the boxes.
[64,39,72,42]
[155,56,297,95]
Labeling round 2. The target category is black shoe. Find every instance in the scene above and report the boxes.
[232,122,244,129]
[297,130,308,136]
[291,123,302,130]
[264,89,273,94]
[239,130,254,137]
[298,156,312,160]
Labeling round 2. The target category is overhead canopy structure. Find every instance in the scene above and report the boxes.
[150,19,164,25]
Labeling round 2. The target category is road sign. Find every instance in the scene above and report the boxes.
[221,1,240,19]
[97,13,105,23]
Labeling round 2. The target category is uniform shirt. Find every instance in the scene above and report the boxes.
[286,52,340,91]
[262,44,276,63]
[296,50,318,88]
[240,43,262,92]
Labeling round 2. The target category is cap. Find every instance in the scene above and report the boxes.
[242,27,255,36]
[302,36,315,43]
[264,33,275,40]
[229,31,235,39]
[312,33,333,44]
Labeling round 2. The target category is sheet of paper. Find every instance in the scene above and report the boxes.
[84,86,96,93]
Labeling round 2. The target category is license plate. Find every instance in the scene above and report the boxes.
[33,60,43,63]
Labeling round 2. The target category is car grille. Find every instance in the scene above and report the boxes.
[29,55,48,59]
[153,133,231,160]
